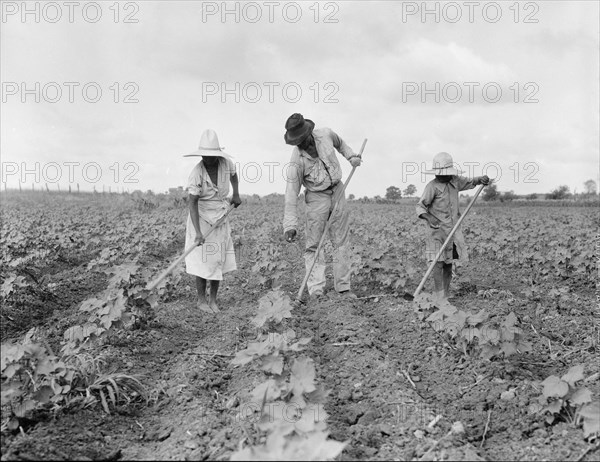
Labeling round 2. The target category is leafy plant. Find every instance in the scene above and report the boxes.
[231,429,345,461]
[1,273,27,298]
[533,365,599,439]
[413,295,531,359]
[61,262,159,354]
[230,290,346,460]
[1,331,75,429]
[1,259,159,428]
[1,329,147,431]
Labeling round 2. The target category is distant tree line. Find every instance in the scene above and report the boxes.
[479,179,598,202]
[6,178,597,206]
[352,179,600,204]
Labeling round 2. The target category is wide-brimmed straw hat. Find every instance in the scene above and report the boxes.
[184,129,233,160]
[423,152,463,175]
[284,113,315,146]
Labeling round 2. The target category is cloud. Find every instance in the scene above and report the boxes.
[0,1,597,197]
[401,39,515,83]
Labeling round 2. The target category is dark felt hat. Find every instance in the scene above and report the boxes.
[284,113,315,146]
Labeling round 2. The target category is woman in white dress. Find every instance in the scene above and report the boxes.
[184,129,241,313]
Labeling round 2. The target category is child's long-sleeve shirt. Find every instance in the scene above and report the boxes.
[416,176,476,263]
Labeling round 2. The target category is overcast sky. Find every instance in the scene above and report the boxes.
[1,0,598,197]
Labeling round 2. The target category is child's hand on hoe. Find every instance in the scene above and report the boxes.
[420,213,441,229]
[475,175,491,186]
[194,232,205,246]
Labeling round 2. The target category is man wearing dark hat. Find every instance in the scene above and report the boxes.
[282,113,362,299]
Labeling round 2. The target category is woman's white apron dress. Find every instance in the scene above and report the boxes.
[184,158,236,280]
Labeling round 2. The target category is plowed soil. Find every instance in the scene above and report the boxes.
[1,200,598,461]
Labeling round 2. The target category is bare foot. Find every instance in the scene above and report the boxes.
[434,291,449,305]
[209,299,221,313]
[197,298,213,314]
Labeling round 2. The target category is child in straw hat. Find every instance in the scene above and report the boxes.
[416,152,489,302]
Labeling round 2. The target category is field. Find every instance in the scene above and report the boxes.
[1,191,598,461]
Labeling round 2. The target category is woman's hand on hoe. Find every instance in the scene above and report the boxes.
[231,194,242,208]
